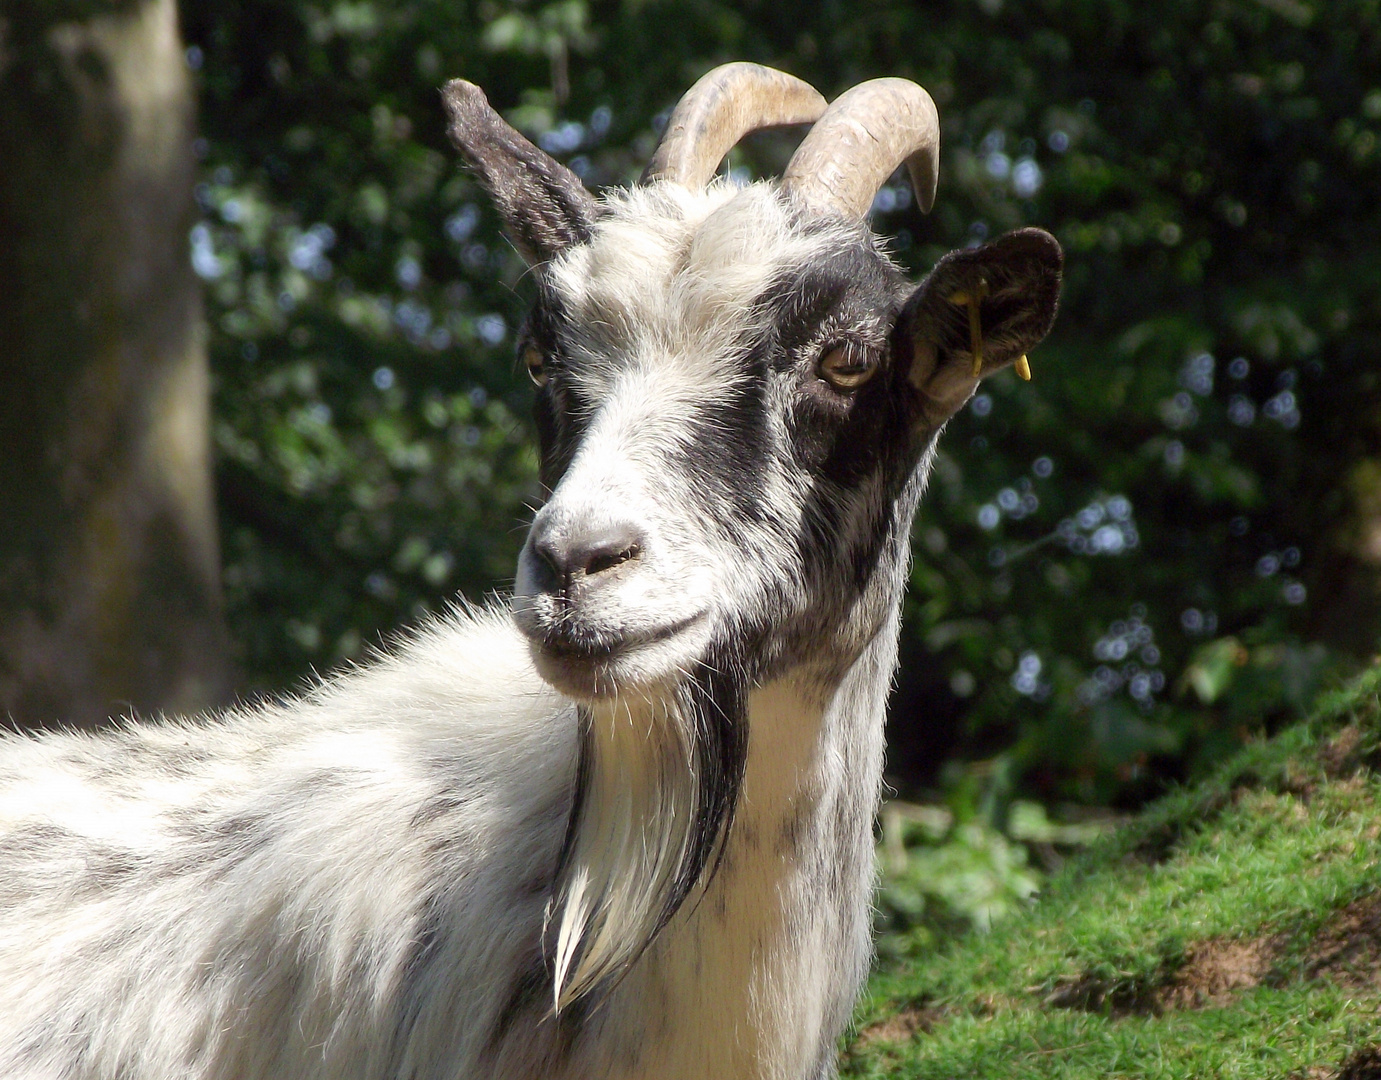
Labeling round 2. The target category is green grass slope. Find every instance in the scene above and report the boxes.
[847,670,1381,1080]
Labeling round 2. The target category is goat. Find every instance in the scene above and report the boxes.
[0,63,1061,1079]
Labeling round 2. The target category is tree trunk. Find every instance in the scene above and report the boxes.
[0,0,230,728]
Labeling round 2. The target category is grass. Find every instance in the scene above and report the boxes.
[845,668,1381,1079]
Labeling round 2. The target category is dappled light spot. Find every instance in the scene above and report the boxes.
[1057,495,1138,556]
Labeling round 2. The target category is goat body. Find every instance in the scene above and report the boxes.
[0,66,1061,1080]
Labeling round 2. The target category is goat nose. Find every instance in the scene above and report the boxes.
[531,522,645,592]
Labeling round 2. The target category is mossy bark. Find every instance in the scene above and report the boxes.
[0,0,231,728]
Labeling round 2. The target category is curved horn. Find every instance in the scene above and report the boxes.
[642,63,827,190]
[780,78,940,218]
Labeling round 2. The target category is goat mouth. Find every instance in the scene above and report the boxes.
[534,612,704,660]
[521,612,709,696]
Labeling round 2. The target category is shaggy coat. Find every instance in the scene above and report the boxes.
[0,80,1061,1080]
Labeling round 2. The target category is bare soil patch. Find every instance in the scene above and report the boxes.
[1155,935,1281,1009]
[1321,725,1369,779]
[855,1004,944,1047]
[1045,933,1283,1016]
[1042,973,1153,1016]
[1305,893,1381,990]
[1338,1044,1381,1080]
[1290,1045,1381,1080]
[1049,897,1381,1020]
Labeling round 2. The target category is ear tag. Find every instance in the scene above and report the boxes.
[948,281,1035,382]
[948,279,989,377]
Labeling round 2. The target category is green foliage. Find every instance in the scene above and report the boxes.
[184,1,1381,804]
[847,667,1381,1078]
[876,801,1043,952]
[875,768,1118,957]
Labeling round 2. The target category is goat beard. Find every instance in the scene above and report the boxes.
[547,659,746,1012]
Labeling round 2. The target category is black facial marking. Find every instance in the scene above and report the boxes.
[762,247,914,477]
[522,289,589,493]
[674,348,776,536]
[738,247,924,643]
[629,243,917,589]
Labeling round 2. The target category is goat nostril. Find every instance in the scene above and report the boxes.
[528,526,644,593]
[531,538,568,592]
[576,525,644,580]
[585,542,641,578]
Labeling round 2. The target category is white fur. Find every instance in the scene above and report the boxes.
[550,691,697,1007]
[0,609,572,1078]
[1,179,919,1080]
[0,607,891,1079]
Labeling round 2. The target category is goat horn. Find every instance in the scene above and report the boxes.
[642,63,827,190]
[780,78,940,218]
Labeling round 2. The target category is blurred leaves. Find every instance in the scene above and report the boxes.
[183,0,1380,798]
[1181,637,1251,704]
[875,792,1116,958]
[482,1,597,103]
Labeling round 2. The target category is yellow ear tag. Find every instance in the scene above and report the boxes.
[948,279,989,377]
[1015,354,1032,381]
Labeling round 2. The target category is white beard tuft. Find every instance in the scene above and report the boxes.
[549,689,703,1011]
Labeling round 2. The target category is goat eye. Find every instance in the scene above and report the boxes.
[818,345,877,391]
[522,345,548,387]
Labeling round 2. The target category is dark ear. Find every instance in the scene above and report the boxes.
[897,228,1063,428]
[441,80,599,265]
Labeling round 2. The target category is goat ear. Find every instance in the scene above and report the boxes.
[441,80,599,265]
[897,228,1063,428]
